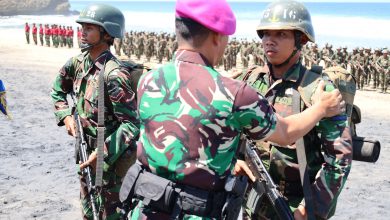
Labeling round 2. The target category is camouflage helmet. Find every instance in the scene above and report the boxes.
[383,49,388,54]
[76,4,125,38]
[256,0,315,43]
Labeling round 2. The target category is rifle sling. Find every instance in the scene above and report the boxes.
[292,88,316,220]
[95,55,108,189]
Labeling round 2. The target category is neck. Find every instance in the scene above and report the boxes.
[89,43,110,61]
[177,38,217,66]
[271,51,301,79]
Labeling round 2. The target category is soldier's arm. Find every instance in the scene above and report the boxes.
[103,68,140,166]
[50,57,76,126]
[308,82,353,219]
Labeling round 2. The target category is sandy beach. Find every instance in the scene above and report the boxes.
[0,28,389,220]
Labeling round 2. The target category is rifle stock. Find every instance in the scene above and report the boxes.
[71,94,100,220]
[245,139,294,220]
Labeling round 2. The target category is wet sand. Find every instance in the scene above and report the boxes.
[0,28,389,220]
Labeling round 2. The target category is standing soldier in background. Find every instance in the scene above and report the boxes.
[25,22,30,44]
[69,26,74,48]
[32,23,38,45]
[234,1,352,219]
[44,24,51,47]
[51,24,57,48]
[371,48,381,89]
[39,24,44,46]
[376,49,389,93]
[114,38,123,56]
[355,48,366,90]
[77,26,82,48]
[51,4,139,219]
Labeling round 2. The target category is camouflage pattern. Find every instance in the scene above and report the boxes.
[131,50,277,219]
[376,51,390,93]
[51,50,139,220]
[237,63,352,219]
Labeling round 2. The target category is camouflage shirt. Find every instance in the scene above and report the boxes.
[238,62,352,219]
[134,50,277,219]
[51,50,139,168]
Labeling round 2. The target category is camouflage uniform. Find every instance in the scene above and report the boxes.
[51,50,139,220]
[131,49,277,219]
[238,62,352,219]
[376,51,389,93]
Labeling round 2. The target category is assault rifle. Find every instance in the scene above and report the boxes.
[71,94,100,220]
[245,138,294,220]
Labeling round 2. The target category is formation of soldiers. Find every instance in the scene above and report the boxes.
[113,31,178,64]
[115,32,389,94]
[24,22,82,48]
[25,21,389,94]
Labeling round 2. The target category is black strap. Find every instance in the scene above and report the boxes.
[292,89,316,220]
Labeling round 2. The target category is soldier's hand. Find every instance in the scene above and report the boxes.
[313,80,345,117]
[233,159,256,182]
[63,115,76,137]
[80,151,97,171]
[294,204,307,220]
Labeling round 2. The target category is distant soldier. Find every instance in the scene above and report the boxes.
[39,24,44,46]
[114,38,123,56]
[32,23,37,45]
[157,34,167,63]
[52,24,59,48]
[135,34,144,60]
[355,48,366,89]
[376,49,389,93]
[371,48,381,89]
[44,24,51,47]
[25,22,30,44]
[77,26,82,48]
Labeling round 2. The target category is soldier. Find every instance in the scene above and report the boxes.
[32,23,37,45]
[38,24,44,46]
[24,22,30,44]
[355,47,366,90]
[376,49,389,93]
[234,1,352,219]
[371,48,381,89]
[119,0,344,219]
[50,4,139,219]
[44,24,51,47]
[77,26,82,48]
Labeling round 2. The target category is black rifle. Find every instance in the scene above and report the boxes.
[72,94,100,220]
[245,139,294,220]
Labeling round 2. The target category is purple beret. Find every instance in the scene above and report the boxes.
[175,0,236,35]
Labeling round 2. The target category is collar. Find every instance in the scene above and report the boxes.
[269,59,302,83]
[173,49,213,67]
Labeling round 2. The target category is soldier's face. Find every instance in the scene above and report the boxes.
[80,23,101,45]
[262,30,295,65]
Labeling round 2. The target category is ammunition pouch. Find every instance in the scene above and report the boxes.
[352,136,381,163]
[119,162,228,219]
[222,175,248,220]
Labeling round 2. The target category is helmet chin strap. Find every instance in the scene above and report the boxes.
[268,31,302,68]
[80,29,106,53]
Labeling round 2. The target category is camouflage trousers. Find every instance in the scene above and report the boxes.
[379,70,389,92]
[80,149,136,220]
[33,34,37,45]
[25,32,30,44]
[39,34,44,46]
[45,36,51,47]
[79,173,121,220]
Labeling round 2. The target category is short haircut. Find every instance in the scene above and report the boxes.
[175,17,212,48]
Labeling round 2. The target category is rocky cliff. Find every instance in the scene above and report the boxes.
[0,0,72,16]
